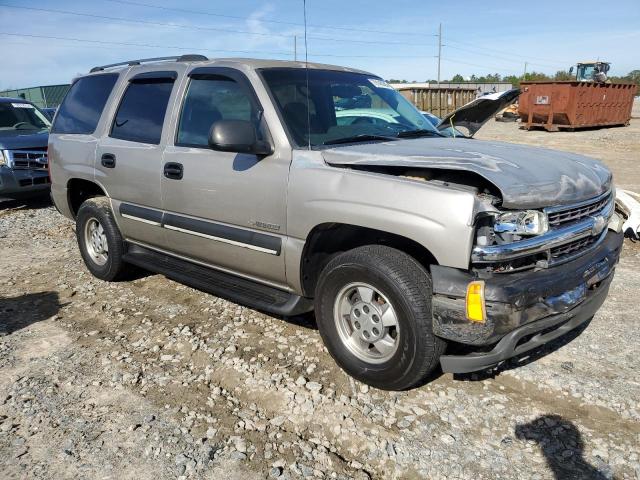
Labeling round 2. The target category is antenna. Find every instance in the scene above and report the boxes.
[437,23,442,85]
[303,0,311,150]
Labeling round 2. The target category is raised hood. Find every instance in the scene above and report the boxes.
[322,137,612,209]
[437,88,520,137]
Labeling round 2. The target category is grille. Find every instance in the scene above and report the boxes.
[33,176,50,185]
[5,149,48,170]
[17,177,50,187]
[476,192,614,273]
[546,192,612,227]
[550,235,599,260]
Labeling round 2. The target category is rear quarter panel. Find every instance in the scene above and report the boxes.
[48,133,100,219]
[48,69,130,219]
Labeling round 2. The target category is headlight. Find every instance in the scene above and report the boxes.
[494,210,549,236]
[0,150,6,166]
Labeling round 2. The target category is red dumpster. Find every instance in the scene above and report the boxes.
[518,81,637,131]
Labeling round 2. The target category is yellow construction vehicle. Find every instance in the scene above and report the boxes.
[570,61,611,83]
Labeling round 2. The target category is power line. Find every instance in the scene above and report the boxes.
[445,39,571,66]
[103,0,439,37]
[443,58,523,75]
[0,1,573,77]
[0,32,292,56]
[0,3,288,39]
[1,30,564,75]
[0,39,174,51]
[0,32,438,60]
[0,3,438,47]
[309,36,435,48]
[444,45,566,70]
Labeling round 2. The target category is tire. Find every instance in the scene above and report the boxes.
[76,196,128,281]
[314,245,446,390]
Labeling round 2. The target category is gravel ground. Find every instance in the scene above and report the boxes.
[1,118,640,480]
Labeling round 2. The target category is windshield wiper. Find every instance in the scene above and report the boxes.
[396,129,444,138]
[323,134,397,146]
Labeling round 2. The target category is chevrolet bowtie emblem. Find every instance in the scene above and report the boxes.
[591,215,606,236]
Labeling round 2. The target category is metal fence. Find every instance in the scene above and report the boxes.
[0,84,70,108]
[390,82,512,95]
[396,87,477,117]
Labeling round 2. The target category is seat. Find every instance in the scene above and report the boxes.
[283,101,324,140]
[179,102,222,145]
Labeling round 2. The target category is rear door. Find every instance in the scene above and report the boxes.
[160,67,290,286]
[95,69,181,248]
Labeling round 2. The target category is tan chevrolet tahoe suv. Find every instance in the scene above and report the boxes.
[49,55,623,390]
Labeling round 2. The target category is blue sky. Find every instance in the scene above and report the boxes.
[1,0,639,89]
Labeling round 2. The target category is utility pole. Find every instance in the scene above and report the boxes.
[523,61,528,78]
[437,23,442,85]
[294,35,297,61]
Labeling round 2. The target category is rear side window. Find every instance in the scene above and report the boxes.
[110,79,174,144]
[52,74,118,134]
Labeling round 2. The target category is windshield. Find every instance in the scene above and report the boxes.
[260,68,437,147]
[576,65,596,81]
[0,102,51,131]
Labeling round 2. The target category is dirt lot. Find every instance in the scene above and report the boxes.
[1,118,640,480]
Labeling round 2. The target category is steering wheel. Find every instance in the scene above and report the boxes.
[12,122,30,129]
[352,117,375,125]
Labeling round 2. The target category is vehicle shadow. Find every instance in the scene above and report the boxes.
[275,311,318,331]
[232,153,260,172]
[0,193,52,211]
[0,291,62,336]
[452,317,592,382]
[515,414,611,480]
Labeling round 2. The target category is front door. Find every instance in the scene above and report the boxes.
[95,70,178,248]
[161,68,289,286]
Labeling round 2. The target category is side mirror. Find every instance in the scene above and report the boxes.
[569,66,574,75]
[208,119,273,156]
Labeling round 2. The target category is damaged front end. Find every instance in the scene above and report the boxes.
[472,188,618,272]
[320,136,623,373]
[431,188,625,373]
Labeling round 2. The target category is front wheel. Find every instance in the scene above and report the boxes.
[314,245,446,390]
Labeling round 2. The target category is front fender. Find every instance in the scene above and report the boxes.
[285,159,477,290]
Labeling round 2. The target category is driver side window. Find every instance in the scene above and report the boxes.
[176,76,253,148]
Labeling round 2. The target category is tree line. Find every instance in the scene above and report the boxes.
[389,69,640,87]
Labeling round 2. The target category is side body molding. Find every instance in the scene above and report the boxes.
[117,203,282,256]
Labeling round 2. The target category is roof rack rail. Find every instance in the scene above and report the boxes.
[89,54,208,73]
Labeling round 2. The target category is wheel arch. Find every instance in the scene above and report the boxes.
[299,222,439,297]
[66,178,108,218]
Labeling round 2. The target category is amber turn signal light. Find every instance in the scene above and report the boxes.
[466,280,486,323]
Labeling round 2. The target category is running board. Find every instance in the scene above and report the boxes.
[123,243,313,316]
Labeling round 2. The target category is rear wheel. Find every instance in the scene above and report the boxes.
[76,197,128,281]
[314,245,446,390]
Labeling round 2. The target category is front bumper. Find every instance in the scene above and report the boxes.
[431,230,623,373]
[0,167,50,197]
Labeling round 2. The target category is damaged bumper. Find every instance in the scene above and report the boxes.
[0,167,50,197]
[431,230,623,373]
